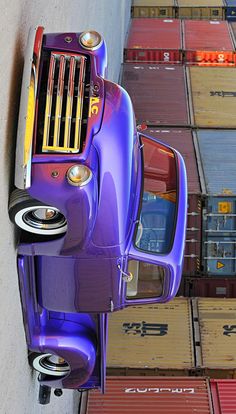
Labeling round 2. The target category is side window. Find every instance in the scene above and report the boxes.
[126,260,165,300]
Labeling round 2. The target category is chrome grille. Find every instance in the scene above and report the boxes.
[39,52,89,153]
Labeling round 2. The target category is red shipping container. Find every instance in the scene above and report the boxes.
[182,277,236,297]
[183,20,236,65]
[85,377,213,414]
[145,128,201,275]
[124,18,182,63]
[121,64,189,126]
[211,379,236,414]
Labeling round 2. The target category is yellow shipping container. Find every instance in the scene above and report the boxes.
[194,298,236,377]
[132,0,176,18]
[177,0,224,19]
[107,298,195,374]
[187,67,236,128]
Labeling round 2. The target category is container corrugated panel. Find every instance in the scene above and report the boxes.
[86,377,213,414]
[225,1,236,22]
[210,379,236,414]
[194,130,236,276]
[132,0,176,18]
[183,20,235,65]
[188,68,236,127]
[194,130,236,195]
[230,22,236,39]
[176,0,225,20]
[124,19,182,63]
[183,277,236,297]
[194,298,236,377]
[122,64,189,126]
[203,236,236,276]
[145,128,201,275]
[107,298,195,375]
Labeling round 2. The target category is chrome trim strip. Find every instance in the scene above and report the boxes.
[42,54,56,151]
[15,26,44,189]
[74,56,86,151]
[53,55,65,147]
[64,56,76,148]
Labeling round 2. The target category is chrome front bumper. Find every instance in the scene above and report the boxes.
[15,26,43,189]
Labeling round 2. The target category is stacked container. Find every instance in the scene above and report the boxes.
[106,298,236,378]
[131,0,176,18]
[84,377,214,414]
[194,130,236,276]
[182,20,235,65]
[124,18,182,63]
[176,0,225,20]
[225,0,236,21]
[122,64,189,126]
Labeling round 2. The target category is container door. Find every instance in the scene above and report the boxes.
[203,238,236,275]
[203,197,236,235]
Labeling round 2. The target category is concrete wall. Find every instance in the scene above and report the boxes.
[0,1,131,413]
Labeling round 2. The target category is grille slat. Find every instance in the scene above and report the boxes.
[64,56,76,149]
[41,52,88,154]
[42,54,56,149]
[53,55,66,148]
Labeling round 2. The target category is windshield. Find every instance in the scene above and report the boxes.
[135,136,177,254]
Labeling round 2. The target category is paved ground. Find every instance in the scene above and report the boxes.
[0,1,131,412]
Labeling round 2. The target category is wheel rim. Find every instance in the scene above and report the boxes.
[33,354,70,377]
[14,205,67,235]
[23,207,66,230]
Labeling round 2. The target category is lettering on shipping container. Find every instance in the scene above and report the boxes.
[223,325,236,336]
[210,91,236,98]
[124,387,195,394]
[163,52,170,62]
[122,322,168,337]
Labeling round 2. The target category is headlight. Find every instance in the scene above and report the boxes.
[67,165,92,187]
[79,31,102,50]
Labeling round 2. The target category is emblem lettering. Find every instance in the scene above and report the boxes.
[89,97,100,117]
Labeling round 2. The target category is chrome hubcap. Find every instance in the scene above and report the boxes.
[23,207,66,230]
[39,355,70,373]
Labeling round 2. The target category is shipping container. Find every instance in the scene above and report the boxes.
[84,377,214,414]
[230,21,236,39]
[182,20,235,65]
[145,128,201,275]
[182,277,236,297]
[187,67,236,128]
[193,298,236,378]
[132,0,176,18]
[194,130,236,276]
[124,18,182,63]
[107,298,195,376]
[176,0,225,20]
[121,64,189,126]
[225,1,236,21]
[210,379,236,413]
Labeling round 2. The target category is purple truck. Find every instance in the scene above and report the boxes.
[8,27,187,401]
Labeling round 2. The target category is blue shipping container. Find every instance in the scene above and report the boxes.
[195,130,236,276]
[225,1,236,21]
[194,130,236,196]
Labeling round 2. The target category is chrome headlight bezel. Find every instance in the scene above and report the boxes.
[79,31,103,51]
[67,165,92,187]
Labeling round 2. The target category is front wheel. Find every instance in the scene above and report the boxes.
[9,189,67,236]
[29,352,70,377]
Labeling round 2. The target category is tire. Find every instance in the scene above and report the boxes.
[9,189,67,235]
[29,352,70,377]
